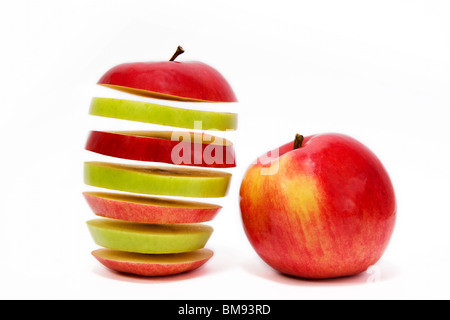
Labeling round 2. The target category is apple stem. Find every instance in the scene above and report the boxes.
[294,134,304,150]
[169,46,185,61]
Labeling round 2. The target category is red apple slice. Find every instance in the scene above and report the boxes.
[85,131,236,168]
[97,46,237,103]
[83,192,221,223]
[92,248,214,277]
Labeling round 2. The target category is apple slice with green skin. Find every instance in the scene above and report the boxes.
[92,248,213,277]
[84,162,231,198]
[86,219,213,254]
[85,131,236,168]
[89,97,237,131]
[83,192,221,223]
[97,46,238,103]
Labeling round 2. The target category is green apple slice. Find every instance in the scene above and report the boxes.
[89,97,238,131]
[87,218,213,254]
[84,162,231,198]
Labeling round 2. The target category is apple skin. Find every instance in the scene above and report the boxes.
[83,192,221,224]
[98,61,237,103]
[85,131,236,168]
[239,133,396,279]
[92,248,213,277]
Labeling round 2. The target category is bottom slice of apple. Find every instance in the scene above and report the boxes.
[87,218,213,254]
[83,192,221,223]
[92,248,213,277]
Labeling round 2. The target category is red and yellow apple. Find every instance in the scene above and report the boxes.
[97,46,237,103]
[85,130,236,168]
[239,133,396,279]
[92,248,213,277]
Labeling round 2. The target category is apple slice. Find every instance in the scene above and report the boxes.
[85,131,236,168]
[89,97,237,131]
[97,46,237,103]
[83,192,221,223]
[91,248,213,277]
[86,219,213,254]
[84,162,231,198]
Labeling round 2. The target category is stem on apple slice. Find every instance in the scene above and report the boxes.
[169,46,185,61]
[294,134,304,150]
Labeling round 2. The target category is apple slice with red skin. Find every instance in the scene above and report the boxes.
[98,46,237,103]
[85,131,236,168]
[92,248,213,277]
[83,192,221,223]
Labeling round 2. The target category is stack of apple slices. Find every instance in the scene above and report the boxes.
[84,47,238,277]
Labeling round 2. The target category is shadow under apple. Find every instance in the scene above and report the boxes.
[92,262,213,284]
[241,258,400,287]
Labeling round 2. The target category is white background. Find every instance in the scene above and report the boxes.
[1,0,449,300]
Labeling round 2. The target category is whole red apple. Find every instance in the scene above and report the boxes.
[239,133,396,279]
[98,46,237,102]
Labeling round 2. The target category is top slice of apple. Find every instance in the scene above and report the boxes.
[97,46,238,103]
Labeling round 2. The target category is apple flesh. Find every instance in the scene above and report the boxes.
[84,162,232,198]
[86,218,213,254]
[239,133,396,279]
[85,130,236,168]
[89,97,238,131]
[97,46,237,103]
[92,248,213,277]
[83,192,221,223]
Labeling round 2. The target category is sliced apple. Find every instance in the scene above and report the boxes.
[97,52,238,103]
[89,97,237,131]
[91,248,213,277]
[84,162,231,198]
[83,192,221,223]
[85,130,236,168]
[86,219,213,254]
